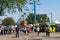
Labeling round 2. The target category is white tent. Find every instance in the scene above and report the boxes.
[55,20,60,24]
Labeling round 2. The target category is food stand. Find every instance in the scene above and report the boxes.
[45,22,56,32]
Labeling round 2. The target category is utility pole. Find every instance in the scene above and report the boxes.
[49,13,53,23]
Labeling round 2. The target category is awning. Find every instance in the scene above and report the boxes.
[45,22,55,25]
[55,21,60,24]
[40,22,46,25]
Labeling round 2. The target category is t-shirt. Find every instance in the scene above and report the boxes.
[23,27,27,31]
[15,27,19,32]
[37,27,40,31]
[46,27,50,32]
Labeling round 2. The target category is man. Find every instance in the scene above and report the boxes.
[37,27,40,36]
[15,26,20,37]
[36,23,40,36]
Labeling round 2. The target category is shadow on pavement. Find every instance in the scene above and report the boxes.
[29,35,41,37]
[50,37,60,39]
[28,39,42,40]
[42,35,60,39]
[11,36,18,38]
[41,35,47,37]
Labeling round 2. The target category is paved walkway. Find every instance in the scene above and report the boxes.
[0,32,60,40]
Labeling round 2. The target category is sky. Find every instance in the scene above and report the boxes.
[27,0,60,22]
[37,0,60,22]
[0,0,60,23]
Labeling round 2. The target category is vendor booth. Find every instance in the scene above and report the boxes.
[55,21,60,32]
[45,22,56,32]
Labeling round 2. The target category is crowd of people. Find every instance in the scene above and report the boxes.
[15,23,50,37]
[0,24,50,37]
[0,26,15,34]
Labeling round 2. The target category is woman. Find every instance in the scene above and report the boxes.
[45,25,50,37]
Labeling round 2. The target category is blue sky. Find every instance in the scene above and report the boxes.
[38,0,60,21]
[0,0,60,22]
[23,0,60,22]
[28,0,60,22]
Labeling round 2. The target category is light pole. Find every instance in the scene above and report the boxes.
[49,13,53,23]
[29,0,40,24]
[34,0,36,24]
[34,0,40,24]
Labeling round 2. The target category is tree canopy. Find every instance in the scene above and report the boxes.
[0,0,27,15]
[27,13,50,24]
[27,13,34,24]
[2,17,16,26]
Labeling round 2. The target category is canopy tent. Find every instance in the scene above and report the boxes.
[40,22,45,25]
[40,22,55,25]
[55,21,60,24]
[45,22,56,25]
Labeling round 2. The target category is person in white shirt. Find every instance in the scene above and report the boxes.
[37,27,40,36]
[36,23,40,36]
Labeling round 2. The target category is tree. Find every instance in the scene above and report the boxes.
[27,13,50,24]
[2,17,16,26]
[27,13,34,24]
[37,14,50,23]
[0,0,27,15]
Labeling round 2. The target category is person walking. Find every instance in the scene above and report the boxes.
[45,25,50,37]
[36,23,40,36]
[23,26,27,35]
[37,27,40,36]
[9,27,12,34]
[1,26,4,34]
[15,26,20,37]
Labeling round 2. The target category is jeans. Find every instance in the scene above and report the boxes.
[46,32,50,37]
[16,31,19,37]
[37,31,39,36]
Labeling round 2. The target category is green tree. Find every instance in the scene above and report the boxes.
[0,0,27,15]
[27,13,50,24]
[27,13,34,24]
[37,14,50,22]
[2,17,15,26]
